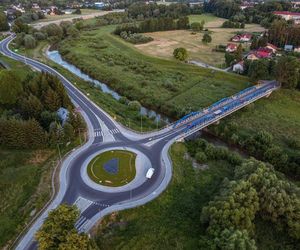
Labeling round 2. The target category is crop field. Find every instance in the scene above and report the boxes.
[58,25,249,118]
[135,15,265,67]
[87,150,136,187]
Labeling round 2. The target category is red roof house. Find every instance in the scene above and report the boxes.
[226,43,238,52]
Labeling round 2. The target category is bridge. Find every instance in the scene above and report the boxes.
[171,80,280,140]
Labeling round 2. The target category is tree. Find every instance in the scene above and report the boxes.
[225,52,236,66]
[190,22,203,31]
[173,47,188,61]
[247,59,269,81]
[24,34,37,49]
[35,205,80,250]
[276,56,300,89]
[202,33,212,43]
[58,232,90,250]
[0,70,22,106]
[234,44,243,62]
[0,12,9,31]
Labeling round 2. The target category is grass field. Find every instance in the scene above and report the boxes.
[87,150,136,187]
[135,15,265,67]
[58,25,249,118]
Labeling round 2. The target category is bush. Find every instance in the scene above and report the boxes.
[34,32,47,41]
[202,33,212,43]
[120,31,153,44]
[195,152,207,163]
[24,34,37,49]
[128,100,141,111]
[173,47,188,61]
[190,22,203,31]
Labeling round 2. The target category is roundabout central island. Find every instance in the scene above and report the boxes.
[87,150,137,187]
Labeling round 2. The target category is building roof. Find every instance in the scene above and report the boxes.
[266,43,278,50]
[227,43,237,49]
[273,11,300,16]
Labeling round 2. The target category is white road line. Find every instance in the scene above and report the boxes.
[75,216,87,230]
[74,197,93,213]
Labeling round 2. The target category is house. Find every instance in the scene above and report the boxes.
[226,43,238,53]
[31,3,41,11]
[231,33,252,42]
[5,8,18,20]
[284,45,293,52]
[294,46,300,52]
[246,48,273,60]
[57,108,69,124]
[273,11,300,24]
[265,43,278,53]
[233,61,244,73]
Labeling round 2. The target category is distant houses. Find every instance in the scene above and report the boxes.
[246,47,274,60]
[273,11,300,24]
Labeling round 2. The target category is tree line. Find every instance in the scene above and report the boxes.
[0,70,84,149]
[114,16,190,35]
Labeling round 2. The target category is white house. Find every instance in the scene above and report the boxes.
[233,61,244,74]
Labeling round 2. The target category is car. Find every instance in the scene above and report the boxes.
[146,168,155,179]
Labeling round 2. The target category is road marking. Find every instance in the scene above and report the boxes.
[92,202,110,208]
[109,128,119,135]
[74,197,93,213]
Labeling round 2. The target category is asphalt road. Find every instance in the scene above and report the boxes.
[0,35,187,250]
[0,35,279,250]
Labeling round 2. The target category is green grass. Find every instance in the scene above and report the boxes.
[94,143,235,249]
[224,89,300,152]
[59,25,249,118]
[188,14,223,25]
[87,150,136,187]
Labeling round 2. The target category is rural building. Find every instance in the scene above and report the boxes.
[294,46,300,52]
[231,33,252,42]
[233,61,244,73]
[226,43,238,52]
[247,48,273,60]
[273,11,300,24]
[284,45,294,52]
[57,107,69,124]
[265,43,278,53]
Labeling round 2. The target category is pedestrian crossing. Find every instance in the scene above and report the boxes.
[94,128,120,137]
[75,216,91,232]
[74,197,93,213]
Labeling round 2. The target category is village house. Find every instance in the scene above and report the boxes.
[265,43,278,53]
[233,61,244,73]
[294,46,300,52]
[226,43,238,53]
[246,47,273,60]
[231,33,252,42]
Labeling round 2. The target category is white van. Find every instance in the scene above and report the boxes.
[146,168,155,179]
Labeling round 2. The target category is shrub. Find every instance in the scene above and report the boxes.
[24,34,37,49]
[128,100,141,111]
[202,33,212,43]
[173,47,188,61]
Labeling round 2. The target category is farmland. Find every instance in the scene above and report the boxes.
[135,15,265,67]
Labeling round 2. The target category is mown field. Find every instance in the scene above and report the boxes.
[135,14,265,67]
[58,25,249,118]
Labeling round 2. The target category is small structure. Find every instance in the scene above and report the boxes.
[226,43,238,53]
[57,107,69,124]
[284,45,293,52]
[231,33,252,42]
[294,46,300,52]
[233,61,244,73]
[94,2,106,9]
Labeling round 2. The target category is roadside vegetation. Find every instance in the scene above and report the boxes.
[0,55,84,248]
[94,141,300,249]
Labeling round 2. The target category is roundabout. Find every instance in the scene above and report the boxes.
[87,150,136,187]
[81,147,152,193]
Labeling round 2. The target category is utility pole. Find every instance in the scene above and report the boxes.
[140,115,143,132]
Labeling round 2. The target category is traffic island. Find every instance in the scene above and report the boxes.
[87,150,136,187]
